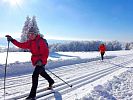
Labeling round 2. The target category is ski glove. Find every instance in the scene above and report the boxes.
[5,35,14,42]
[36,60,43,66]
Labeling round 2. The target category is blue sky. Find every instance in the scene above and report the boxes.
[0,0,133,42]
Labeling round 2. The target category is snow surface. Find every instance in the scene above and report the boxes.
[0,50,133,100]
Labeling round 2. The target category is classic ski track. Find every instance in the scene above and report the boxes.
[0,54,131,90]
[0,59,118,92]
[0,53,129,83]
[37,59,133,100]
[1,53,133,100]
[0,55,116,82]
[26,55,133,99]
[0,56,114,90]
[4,64,120,100]
[5,63,133,99]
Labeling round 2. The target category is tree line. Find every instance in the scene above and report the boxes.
[0,40,133,52]
[49,41,133,52]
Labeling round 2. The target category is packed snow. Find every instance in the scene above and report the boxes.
[0,50,133,100]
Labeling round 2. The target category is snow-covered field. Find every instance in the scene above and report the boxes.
[0,50,133,100]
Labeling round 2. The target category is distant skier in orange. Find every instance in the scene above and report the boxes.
[99,44,106,60]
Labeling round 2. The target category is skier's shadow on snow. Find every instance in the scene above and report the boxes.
[53,91,62,100]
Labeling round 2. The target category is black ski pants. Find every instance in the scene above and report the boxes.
[101,52,105,60]
[28,65,54,98]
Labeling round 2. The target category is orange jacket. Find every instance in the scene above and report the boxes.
[99,44,106,53]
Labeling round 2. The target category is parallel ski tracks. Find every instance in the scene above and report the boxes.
[37,59,133,100]
[1,53,133,100]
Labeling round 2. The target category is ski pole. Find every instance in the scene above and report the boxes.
[104,52,107,56]
[46,68,73,88]
[99,52,102,60]
[4,40,10,100]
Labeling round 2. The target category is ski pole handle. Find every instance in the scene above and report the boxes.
[5,35,13,42]
[5,35,11,37]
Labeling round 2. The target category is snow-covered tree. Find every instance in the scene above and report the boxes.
[49,40,125,52]
[112,41,122,50]
[106,42,113,51]
[125,42,133,50]
[30,16,44,38]
[21,16,43,42]
[20,16,32,42]
[31,16,40,34]
[20,16,32,51]
[20,16,43,51]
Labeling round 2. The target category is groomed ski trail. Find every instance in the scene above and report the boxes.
[1,53,133,100]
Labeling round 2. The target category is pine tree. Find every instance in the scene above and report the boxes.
[20,16,32,42]
[21,16,44,42]
[31,16,44,37]
[31,16,39,34]
[20,16,32,51]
